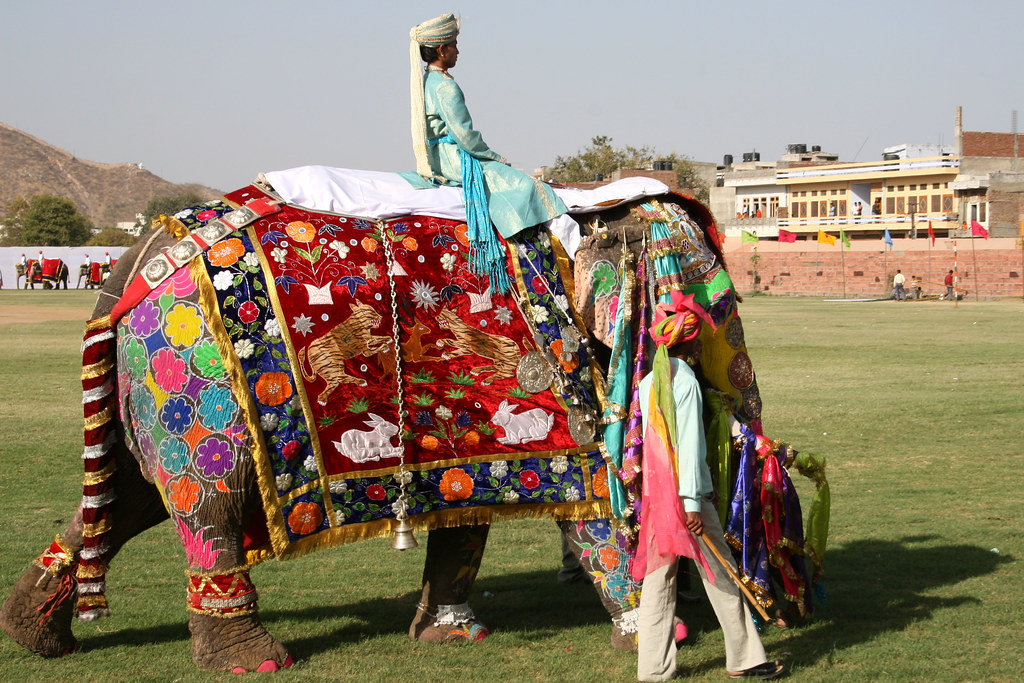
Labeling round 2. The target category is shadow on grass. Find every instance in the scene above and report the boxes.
[681,535,1012,676]
[74,536,1010,670]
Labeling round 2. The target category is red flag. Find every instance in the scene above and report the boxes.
[928,221,936,246]
[970,220,989,239]
[777,229,797,243]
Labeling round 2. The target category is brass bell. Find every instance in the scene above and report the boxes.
[391,516,418,550]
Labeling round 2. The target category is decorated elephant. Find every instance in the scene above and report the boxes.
[77,261,114,289]
[15,260,43,289]
[1,167,827,672]
[39,258,70,290]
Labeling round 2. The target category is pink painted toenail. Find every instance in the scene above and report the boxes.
[232,667,247,674]
[255,660,280,672]
[674,620,688,642]
[282,655,294,668]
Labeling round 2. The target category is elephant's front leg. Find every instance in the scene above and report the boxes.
[409,525,491,643]
[558,519,643,652]
[180,456,292,673]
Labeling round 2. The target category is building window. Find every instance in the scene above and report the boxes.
[931,194,941,212]
[942,195,953,212]
[933,183,941,189]
[886,197,896,214]
[918,196,927,213]
[910,184,916,190]
[838,200,847,215]
[769,196,779,218]
[897,197,905,214]
[811,201,819,217]
[980,203,987,222]
[897,185,904,191]
[800,202,807,218]
[811,190,818,196]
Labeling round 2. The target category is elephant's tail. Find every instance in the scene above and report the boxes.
[75,316,121,620]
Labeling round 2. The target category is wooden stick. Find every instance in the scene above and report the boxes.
[697,533,772,622]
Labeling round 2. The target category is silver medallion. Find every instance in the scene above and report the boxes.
[568,406,597,445]
[517,351,553,394]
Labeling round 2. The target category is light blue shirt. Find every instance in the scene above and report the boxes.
[639,358,713,513]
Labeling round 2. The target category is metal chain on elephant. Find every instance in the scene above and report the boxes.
[378,224,416,548]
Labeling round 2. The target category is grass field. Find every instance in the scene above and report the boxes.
[0,290,1022,682]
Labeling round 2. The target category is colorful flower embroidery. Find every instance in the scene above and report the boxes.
[288,502,323,534]
[134,390,158,430]
[165,304,203,347]
[234,338,255,359]
[160,397,194,435]
[191,341,225,379]
[158,436,189,475]
[168,477,201,514]
[285,221,316,243]
[366,484,387,501]
[212,270,234,290]
[197,385,237,431]
[585,518,612,541]
[123,338,149,379]
[255,372,293,406]
[550,455,569,474]
[592,466,610,499]
[490,461,508,478]
[238,301,260,323]
[520,470,540,490]
[129,300,161,337]
[599,546,620,571]
[440,469,474,501]
[281,440,301,460]
[208,238,246,267]
[591,261,619,298]
[195,437,234,478]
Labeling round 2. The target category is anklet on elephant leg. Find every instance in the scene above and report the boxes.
[186,567,258,617]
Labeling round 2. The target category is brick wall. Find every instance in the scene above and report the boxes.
[962,131,1024,158]
[725,242,1024,299]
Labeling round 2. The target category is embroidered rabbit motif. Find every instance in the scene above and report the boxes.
[333,413,403,463]
[490,400,554,445]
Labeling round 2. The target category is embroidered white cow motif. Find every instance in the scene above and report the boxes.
[333,413,402,463]
[489,400,554,445]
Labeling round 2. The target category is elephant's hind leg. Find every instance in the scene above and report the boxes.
[0,441,168,657]
[409,525,491,643]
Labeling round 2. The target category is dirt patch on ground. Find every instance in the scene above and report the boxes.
[0,306,92,325]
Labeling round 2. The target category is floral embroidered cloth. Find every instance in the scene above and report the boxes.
[119,185,614,560]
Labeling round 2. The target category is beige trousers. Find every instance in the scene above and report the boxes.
[637,496,766,681]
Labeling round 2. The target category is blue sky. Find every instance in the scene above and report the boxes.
[2,0,1021,190]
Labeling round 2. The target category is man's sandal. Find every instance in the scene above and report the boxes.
[727,660,785,679]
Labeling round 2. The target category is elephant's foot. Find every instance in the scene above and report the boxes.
[188,612,292,672]
[409,602,489,643]
[0,564,78,658]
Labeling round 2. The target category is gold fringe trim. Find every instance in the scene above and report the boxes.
[184,564,250,578]
[266,499,612,564]
[75,595,108,609]
[84,316,112,332]
[82,518,113,537]
[81,357,115,380]
[83,405,114,430]
[82,460,116,486]
[76,563,110,579]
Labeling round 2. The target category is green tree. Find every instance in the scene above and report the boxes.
[141,193,207,232]
[21,195,93,246]
[549,136,656,183]
[548,136,709,203]
[0,196,29,246]
[88,227,138,247]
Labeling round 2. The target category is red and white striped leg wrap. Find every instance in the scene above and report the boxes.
[76,318,118,621]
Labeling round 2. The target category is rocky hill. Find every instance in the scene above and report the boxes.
[0,121,221,227]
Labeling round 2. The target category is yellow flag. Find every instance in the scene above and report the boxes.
[817,230,837,246]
